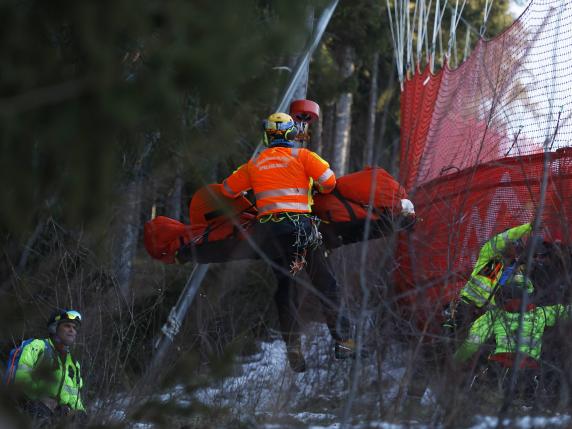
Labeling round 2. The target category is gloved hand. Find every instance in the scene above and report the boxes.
[531,213,544,230]
[442,302,457,332]
[175,242,194,264]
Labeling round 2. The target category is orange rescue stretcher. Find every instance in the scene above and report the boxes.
[144,166,415,264]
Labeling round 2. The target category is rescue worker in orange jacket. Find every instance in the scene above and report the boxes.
[221,112,353,372]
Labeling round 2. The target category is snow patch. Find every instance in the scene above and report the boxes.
[469,414,571,429]
[106,322,572,428]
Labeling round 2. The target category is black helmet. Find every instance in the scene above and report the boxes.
[528,236,549,257]
[47,309,82,334]
[497,274,533,311]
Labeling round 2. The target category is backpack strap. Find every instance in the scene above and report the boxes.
[203,224,211,243]
[204,209,224,221]
[42,339,54,364]
[332,189,358,222]
[3,345,24,385]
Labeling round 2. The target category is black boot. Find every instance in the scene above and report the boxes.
[334,339,370,359]
[334,339,356,359]
[286,343,306,373]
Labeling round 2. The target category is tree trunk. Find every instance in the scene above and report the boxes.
[18,218,45,272]
[313,109,324,155]
[374,69,396,169]
[331,45,355,176]
[167,174,183,221]
[115,178,142,301]
[114,136,154,301]
[320,102,335,161]
[363,51,379,167]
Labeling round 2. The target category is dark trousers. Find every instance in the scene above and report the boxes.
[254,215,350,348]
[470,361,540,405]
[494,363,540,404]
[18,399,54,428]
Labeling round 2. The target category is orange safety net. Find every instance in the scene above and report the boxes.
[397,0,572,315]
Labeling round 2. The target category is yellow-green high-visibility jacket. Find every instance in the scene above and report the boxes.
[454,304,570,362]
[14,338,85,411]
[460,223,532,307]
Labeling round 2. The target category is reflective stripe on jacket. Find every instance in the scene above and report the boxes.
[454,304,571,363]
[221,146,336,216]
[460,223,533,307]
[14,338,85,411]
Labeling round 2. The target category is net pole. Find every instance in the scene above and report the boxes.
[148,264,210,375]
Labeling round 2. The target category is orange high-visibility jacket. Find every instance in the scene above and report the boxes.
[221,146,336,216]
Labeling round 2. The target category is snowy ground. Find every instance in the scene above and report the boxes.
[116,323,570,428]
[189,324,408,426]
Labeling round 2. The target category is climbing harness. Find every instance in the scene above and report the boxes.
[259,212,322,275]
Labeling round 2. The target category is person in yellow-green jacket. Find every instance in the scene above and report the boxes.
[454,275,570,404]
[446,222,535,329]
[8,309,86,426]
[460,222,534,307]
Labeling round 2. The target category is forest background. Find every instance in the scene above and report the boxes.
[0,0,518,427]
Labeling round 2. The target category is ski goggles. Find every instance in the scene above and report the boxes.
[264,118,295,131]
[55,310,82,324]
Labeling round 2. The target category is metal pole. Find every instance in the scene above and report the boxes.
[148,264,209,374]
[290,6,315,102]
[252,0,340,159]
[276,0,339,113]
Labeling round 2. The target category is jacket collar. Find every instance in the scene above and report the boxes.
[268,141,297,148]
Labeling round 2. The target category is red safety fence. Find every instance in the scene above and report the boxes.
[396,149,572,312]
[399,67,443,191]
[396,0,572,316]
